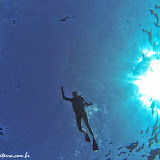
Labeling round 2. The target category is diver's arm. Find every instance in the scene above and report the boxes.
[82,97,92,106]
[86,102,92,106]
[61,86,73,102]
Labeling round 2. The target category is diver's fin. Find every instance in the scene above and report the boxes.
[85,134,91,142]
[93,138,99,151]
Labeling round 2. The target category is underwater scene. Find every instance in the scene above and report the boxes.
[1,0,160,160]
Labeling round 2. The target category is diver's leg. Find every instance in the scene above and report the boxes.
[82,112,94,138]
[76,114,91,142]
[82,112,98,150]
[75,114,87,135]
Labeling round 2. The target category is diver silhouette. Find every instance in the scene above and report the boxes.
[61,86,98,151]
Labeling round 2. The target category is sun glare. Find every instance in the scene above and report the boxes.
[133,49,160,116]
[135,60,160,100]
[135,59,160,100]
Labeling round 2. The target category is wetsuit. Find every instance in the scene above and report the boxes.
[61,88,99,151]
[62,93,91,132]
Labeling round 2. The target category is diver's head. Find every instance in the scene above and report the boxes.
[72,91,78,97]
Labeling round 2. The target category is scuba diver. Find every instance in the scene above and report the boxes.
[61,86,98,151]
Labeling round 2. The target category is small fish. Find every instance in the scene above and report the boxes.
[126,141,138,153]
[118,146,123,150]
[0,132,3,136]
[118,152,126,157]
[155,4,160,9]
[141,130,144,135]
[105,152,111,157]
[148,9,154,15]
[59,16,75,22]
[146,127,149,134]
[136,144,144,152]
[13,20,16,24]
[17,82,21,88]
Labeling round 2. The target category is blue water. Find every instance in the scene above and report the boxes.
[0,0,160,159]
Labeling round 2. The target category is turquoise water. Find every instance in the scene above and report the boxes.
[0,0,160,159]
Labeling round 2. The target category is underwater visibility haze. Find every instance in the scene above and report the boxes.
[1,0,160,159]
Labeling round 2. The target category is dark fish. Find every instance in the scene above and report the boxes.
[118,146,123,150]
[17,82,21,88]
[118,152,126,157]
[146,127,149,134]
[105,152,111,157]
[126,141,138,152]
[155,4,160,9]
[59,16,75,22]
[136,144,144,152]
[141,130,144,135]
[148,9,154,15]
[13,20,17,24]
[147,148,160,160]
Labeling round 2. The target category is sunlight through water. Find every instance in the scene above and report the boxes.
[133,49,160,116]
